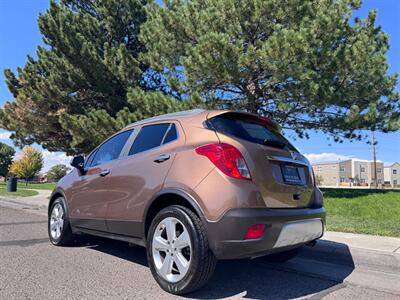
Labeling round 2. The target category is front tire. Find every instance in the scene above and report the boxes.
[48,197,74,246]
[147,205,216,295]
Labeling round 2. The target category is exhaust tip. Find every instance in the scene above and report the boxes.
[306,240,317,247]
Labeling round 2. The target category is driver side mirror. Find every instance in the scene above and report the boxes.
[70,155,85,174]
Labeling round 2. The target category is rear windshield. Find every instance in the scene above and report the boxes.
[206,113,297,151]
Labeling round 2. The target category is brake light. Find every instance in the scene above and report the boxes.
[244,224,265,240]
[195,143,251,180]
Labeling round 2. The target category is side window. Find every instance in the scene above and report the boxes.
[84,150,97,169]
[129,123,177,155]
[162,124,178,144]
[90,130,133,167]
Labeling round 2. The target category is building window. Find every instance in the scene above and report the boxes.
[394,180,398,185]
[340,166,345,172]
[377,179,382,184]
[360,167,365,172]
[377,168,382,173]
[340,177,345,182]
[360,179,366,183]
[394,170,397,175]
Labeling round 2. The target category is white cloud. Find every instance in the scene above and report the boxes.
[304,152,388,165]
[304,152,355,164]
[0,131,11,140]
[12,149,71,173]
[42,150,72,172]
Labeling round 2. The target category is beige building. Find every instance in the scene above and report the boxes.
[313,159,384,187]
[313,162,340,186]
[384,163,400,187]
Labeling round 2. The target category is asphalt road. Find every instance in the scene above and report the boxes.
[1,205,399,299]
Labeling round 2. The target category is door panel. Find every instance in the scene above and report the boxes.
[69,163,112,231]
[69,129,134,231]
[106,122,183,237]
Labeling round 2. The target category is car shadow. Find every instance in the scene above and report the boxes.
[76,236,354,299]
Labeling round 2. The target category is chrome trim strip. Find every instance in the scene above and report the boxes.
[267,155,309,167]
[273,218,323,248]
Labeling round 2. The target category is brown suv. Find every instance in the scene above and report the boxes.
[48,109,325,294]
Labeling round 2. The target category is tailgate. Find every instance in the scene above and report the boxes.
[241,141,314,208]
[206,111,314,208]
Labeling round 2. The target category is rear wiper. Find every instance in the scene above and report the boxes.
[263,139,287,149]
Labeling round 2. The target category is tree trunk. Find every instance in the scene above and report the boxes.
[25,178,28,186]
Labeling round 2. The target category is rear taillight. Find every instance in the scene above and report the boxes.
[195,143,251,180]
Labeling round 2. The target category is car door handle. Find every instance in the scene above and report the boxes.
[154,154,170,163]
[99,169,110,177]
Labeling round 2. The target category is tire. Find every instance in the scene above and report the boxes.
[263,247,301,263]
[147,205,216,295]
[48,197,74,246]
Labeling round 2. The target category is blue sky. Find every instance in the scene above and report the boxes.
[0,0,399,171]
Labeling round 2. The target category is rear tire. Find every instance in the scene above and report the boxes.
[147,205,216,295]
[263,247,301,263]
[48,197,74,246]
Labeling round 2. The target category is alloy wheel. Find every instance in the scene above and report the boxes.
[50,203,64,240]
[151,217,192,283]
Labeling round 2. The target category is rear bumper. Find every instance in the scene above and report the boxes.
[204,207,326,259]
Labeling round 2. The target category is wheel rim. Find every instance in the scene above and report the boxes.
[50,203,64,240]
[152,217,192,283]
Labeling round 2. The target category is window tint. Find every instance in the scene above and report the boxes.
[90,130,133,167]
[207,114,297,151]
[84,150,97,168]
[162,124,178,144]
[129,123,171,155]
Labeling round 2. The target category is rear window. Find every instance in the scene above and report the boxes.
[206,114,297,151]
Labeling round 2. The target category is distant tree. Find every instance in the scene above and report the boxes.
[47,164,70,182]
[315,175,324,186]
[141,0,399,141]
[0,0,199,155]
[10,146,44,185]
[353,174,360,185]
[0,142,15,179]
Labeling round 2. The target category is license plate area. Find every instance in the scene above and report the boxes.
[281,165,303,185]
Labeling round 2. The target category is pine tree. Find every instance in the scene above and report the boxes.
[0,0,197,155]
[141,0,399,141]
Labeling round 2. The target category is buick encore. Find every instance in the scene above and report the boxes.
[48,109,325,294]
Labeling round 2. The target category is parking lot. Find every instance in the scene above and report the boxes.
[1,204,399,299]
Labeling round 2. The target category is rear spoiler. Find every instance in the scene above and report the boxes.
[206,110,282,132]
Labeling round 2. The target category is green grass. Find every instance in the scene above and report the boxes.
[0,182,56,190]
[322,188,400,237]
[0,185,38,197]
[21,182,56,190]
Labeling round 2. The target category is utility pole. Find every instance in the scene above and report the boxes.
[372,130,378,189]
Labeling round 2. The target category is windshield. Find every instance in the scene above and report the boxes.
[206,113,298,152]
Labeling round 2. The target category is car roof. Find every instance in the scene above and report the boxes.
[123,109,215,129]
[122,108,280,131]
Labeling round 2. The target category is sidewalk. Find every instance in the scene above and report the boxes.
[1,194,399,254]
[0,189,51,210]
[322,231,400,254]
